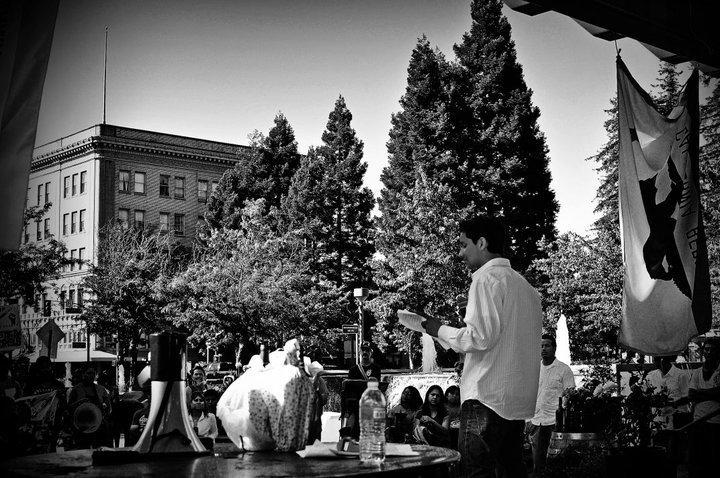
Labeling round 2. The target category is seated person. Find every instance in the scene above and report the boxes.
[189,390,218,445]
[445,385,461,449]
[413,385,450,447]
[387,386,423,443]
[127,394,150,446]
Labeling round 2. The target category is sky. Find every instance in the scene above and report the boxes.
[34,0,700,235]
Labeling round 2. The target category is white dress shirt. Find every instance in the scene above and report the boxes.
[437,258,543,421]
[689,364,720,425]
[646,365,691,414]
[190,412,218,440]
[531,359,575,426]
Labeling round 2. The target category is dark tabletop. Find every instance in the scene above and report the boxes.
[2,443,460,478]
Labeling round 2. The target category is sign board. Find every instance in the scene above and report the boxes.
[36,318,65,359]
[341,323,359,334]
[0,304,21,352]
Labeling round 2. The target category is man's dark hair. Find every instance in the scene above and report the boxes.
[459,215,505,254]
[541,333,557,349]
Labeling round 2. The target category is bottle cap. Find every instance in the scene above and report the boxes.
[367,380,379,389]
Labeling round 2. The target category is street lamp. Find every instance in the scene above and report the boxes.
[353,288,369,365]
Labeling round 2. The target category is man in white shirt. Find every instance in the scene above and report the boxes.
[687,338,720,478]
[423,215,542,478]
[527,334,575,477]
[646,355,691,429]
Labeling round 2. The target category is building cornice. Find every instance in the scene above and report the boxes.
[32,124,246,172]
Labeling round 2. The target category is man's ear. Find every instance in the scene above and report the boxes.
[475,236,487,251]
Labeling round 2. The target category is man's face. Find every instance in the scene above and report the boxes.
[83,369,95,384]
[446,390,459,406]
[360,352,370,366]
[540,339,556,361]
[192,369,205,384]
[458,232,484,269]
[703,342,720,364]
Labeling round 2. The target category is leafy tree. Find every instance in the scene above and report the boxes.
[449,0,557,272]
[159,200,348,359]
[80,223,180,371]
[531,231,623,363]
[208,113,300,229]
[369,173,468,367]
[0,204,75,304]
[283,96,374,289]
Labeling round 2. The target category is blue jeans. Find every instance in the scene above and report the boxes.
[458,399,527,478]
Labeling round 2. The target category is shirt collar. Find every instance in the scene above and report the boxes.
[541,359,557,368]
[472,257,510,279]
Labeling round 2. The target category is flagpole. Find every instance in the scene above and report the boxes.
[102,26,108,124]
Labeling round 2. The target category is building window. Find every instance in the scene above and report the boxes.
[64,176,70,198]
[159,212,169,232]
[134,171,146,194]
[23,225,29,244]
[63,214,69,235]
[43,219,50,239]
[72,173,78,196]
[70,249,76,271]
[60,289,66,308]
[36,221,41,241]
[134,210,145,229]
[159,175,170,197]
[79,209,86,232]
[80,171,87,194]
[71,211,77,234]
[69,288,76,307]
[77,287,84,307]
[37,184,43,205]
[45,182,50,205]
[119,170,130,193]
[174,177,185,199]
[211,181,219,195]
[78,248,85,270]
[197,180,208,203]
[118,208,129,229]
[173,213,185,235]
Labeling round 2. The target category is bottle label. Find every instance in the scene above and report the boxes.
[373,409,385,420]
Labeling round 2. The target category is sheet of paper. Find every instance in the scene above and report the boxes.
[296,442,419,458]
[386,443,419,456]
[397,309,426,333]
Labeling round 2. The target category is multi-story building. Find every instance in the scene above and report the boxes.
[21,124,245,362]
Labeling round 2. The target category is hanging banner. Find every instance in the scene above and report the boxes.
[0,0,60,250]
[617,58,710,355]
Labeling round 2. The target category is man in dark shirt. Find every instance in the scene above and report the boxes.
[348,347,381,381]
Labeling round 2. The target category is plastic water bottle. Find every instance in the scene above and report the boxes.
[359,380,386,464]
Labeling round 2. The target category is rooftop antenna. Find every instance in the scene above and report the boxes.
[102,26,108,124]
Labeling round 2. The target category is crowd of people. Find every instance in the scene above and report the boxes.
[2,214,719,478]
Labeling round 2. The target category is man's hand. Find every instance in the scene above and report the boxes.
[422,317,442,337]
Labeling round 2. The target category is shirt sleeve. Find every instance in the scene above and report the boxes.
[678,370,690,397]
[688,369,699,390]
[208,414,218,439]
[562,365,576,390]
[437,276,503,354]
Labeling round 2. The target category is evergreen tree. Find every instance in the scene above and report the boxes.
[207,113,300,229]
[283,96,374,289]
[380,36,451,220]
[652,62,682,116]
[700,78,720,326]
[450,0,557,271]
